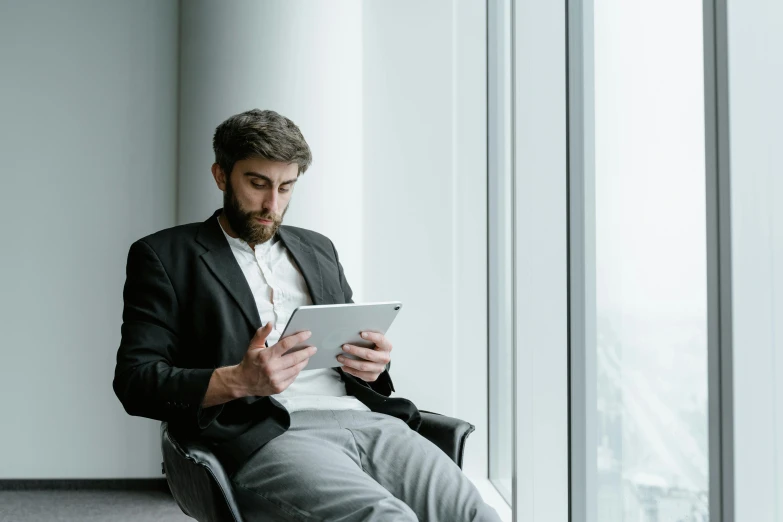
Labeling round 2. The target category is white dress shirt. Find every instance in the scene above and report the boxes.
[218,217,370,413]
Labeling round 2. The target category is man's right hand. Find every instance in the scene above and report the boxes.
[236,322,317,396]
[201,323,316,408]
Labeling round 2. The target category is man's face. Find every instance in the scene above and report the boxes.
[213,156,299,245]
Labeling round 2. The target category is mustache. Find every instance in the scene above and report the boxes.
[252,213,278,222]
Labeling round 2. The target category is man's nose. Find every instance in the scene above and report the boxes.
[263,192,280,216]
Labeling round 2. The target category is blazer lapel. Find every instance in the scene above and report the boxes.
[195,210,328,333]
[196,210,262,329]
[276,226,325,305]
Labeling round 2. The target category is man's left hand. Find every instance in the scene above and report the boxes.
[337,331,392,382]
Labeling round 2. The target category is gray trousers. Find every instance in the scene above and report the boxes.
[229,409,501,522]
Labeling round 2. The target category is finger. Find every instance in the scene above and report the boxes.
[249,322,275,349]
[359,331,392,352]
[337,355,386,374]
[278,345,318,370]
[273,330,312,355]
[276,357,311,388]
[274,357,310,384]
[274,374,301,394]
[341,366,380,382]
[341,344,388,363]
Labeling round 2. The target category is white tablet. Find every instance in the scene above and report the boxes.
[279,301,402,370]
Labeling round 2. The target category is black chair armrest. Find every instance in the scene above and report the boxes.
[417,410,475,469]
[161,422,244,522]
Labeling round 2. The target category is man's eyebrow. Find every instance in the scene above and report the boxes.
[243,172,298,185]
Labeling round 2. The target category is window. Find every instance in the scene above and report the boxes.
[571,1,710,521]
[488,0,514,504]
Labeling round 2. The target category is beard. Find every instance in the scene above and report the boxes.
[223,180,288,245]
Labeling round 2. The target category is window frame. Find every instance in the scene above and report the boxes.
[565,0,735,521]
[511,0,571,520]
[489,0,735,519]
[488,0,515,505]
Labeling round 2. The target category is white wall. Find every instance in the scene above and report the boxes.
[0,0,488,480]
[0,0,179,477]
[177,0,365,300]
[726,0,783,519]
[362,0,488,478]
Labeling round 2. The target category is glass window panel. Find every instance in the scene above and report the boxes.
[590,1,709,521]
[488,0,513,504]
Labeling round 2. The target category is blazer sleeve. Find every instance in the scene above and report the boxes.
[113,239,223,429]
[331,239,395,396]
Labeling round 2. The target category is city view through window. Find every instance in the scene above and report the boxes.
[592,2,709,521]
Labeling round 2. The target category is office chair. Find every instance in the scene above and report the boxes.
[161,411,475,522]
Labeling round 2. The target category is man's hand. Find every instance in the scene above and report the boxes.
[236,322,317,396]
[337,331,392,383]
[202,323,316,408]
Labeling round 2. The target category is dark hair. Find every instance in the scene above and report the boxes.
[212,109,312,177]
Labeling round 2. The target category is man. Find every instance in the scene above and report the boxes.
[114,109,500,521]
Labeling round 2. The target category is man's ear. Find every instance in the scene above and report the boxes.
[211,163,227,191]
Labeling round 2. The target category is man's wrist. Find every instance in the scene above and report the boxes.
[211,364,249,401]
[202,364,251,408]
[223,364,250,399]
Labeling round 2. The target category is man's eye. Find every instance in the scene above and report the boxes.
[250,182,290,193]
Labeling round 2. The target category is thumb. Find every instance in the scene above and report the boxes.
[249,322,274,349]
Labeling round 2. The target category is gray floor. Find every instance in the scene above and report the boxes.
[0,490,192,522]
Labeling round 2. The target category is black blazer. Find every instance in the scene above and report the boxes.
[113,208,420,476]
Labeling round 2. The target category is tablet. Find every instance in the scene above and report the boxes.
[279,301,402,370]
